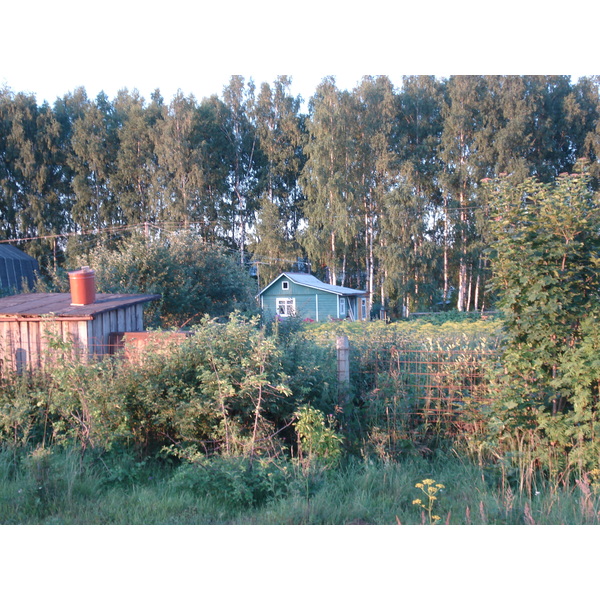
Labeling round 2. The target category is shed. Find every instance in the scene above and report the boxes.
[258,272,368,322]
[0,245,39,293]
[0,291,159,373]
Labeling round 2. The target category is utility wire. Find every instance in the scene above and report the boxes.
[0,221,308,268]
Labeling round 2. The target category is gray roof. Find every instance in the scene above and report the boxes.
[0,292,160,320]
[258,272,366,297]
[0,245,39,292]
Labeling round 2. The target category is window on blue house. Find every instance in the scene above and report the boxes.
[276,297,295,317]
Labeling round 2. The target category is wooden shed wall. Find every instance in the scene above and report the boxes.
[0,304,145,374]
[87,304,144,354]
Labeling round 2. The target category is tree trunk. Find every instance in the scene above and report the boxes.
[443,196,449,305]
[330,230,337,285]
[474,256,482,311]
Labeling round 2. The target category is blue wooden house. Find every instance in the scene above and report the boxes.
[258,273,368,322]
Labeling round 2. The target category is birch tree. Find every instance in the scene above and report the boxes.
[222,76,262,262]
[300,77,358,285]
[353,76,397,309]
[69,91,119,232]
[439,76,486,311]
[249,77,305,285]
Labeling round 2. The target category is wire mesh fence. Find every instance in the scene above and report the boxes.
[349,341,499,447]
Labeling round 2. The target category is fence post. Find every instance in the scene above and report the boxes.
[336,335,350,404]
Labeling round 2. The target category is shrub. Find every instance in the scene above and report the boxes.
[483,171,600,478]
[294,405,344,467]
[40,230,259,327]
[169,455,294,510]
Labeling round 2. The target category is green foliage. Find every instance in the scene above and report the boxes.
[294,405,344,467]
[46,230,259,327]
[249,76,306,288]
[0,445,102,523]
[407,310,499,325]
[269,316,338,419]
[304,319,502,352]
[379,76,445,315]
[96,313,295,456]
[249,195,300,289]
[300,78,360,286]
[483,171,600,475]
[170,455,294,511]
[2,77,600,314]
[4,450,600,524]
[303,319,501,458]
[0,313,338,459]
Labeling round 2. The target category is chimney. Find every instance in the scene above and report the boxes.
[68,266,96,306]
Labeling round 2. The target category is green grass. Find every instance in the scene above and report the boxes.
[1,447,597,525]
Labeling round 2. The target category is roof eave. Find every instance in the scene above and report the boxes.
[257,272,367,298]
[291,283,366,296]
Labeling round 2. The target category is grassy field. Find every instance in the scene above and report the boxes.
[1,447,598,525]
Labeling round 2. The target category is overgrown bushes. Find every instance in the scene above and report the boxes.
[0,314,501,469]
[0,313,339,458]
[483,172,600,479]
[2,311,600,524]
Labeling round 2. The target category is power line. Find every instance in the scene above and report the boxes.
[0,222,312,269]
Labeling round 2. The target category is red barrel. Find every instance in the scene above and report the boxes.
[69,267,96,305]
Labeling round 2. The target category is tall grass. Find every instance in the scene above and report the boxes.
[1,447,597,524]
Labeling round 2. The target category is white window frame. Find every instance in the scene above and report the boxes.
[339,297,346,316]
[361,297,367,320]
[282,280,289,291]
[276,297,296,317]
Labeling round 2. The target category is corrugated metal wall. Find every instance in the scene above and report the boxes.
[0,246,39,293]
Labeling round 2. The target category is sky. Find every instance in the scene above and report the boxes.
[2,0,599,107]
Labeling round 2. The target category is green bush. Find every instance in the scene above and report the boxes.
[483,171,600,479]
[294,405,344,467]
[169,455,294,510]
[0,313,342,460]
[40,230,259,327]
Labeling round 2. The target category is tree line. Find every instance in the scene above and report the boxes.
[1,75,599,315]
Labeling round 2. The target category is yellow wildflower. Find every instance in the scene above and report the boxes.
[412,477,445,525]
